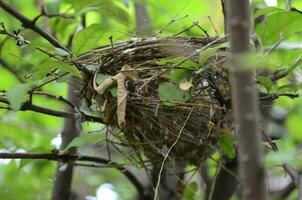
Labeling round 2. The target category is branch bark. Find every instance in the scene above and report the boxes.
[51,77,81,200]
[0,97,103,123]
[134,2,152,37]
[0,1,71,54]
[0,151,144,194]
[211,156,239,200]
[227,0,267,199]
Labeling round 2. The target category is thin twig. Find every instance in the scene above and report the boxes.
[157,15,189,34]
[207,16,219,36]
[0,152,145,195]
[195,23,210,37]
[32,5,74,24]
[270,55,302,81]
[173,21,198,37]
[0,97,103,123]
[260,129,298,182]
[153,109,193,200]
[33,91,76,109]
[0,1,71,54]
[208,159,221,200]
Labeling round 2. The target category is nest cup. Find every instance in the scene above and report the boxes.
[78,36,231,165]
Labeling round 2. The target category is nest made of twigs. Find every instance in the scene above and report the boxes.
[77,36,232,165]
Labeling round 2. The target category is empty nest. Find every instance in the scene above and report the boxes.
[77,36,232,165]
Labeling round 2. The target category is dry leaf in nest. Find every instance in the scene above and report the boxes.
[93,65,139,128]
[179,79,193,90]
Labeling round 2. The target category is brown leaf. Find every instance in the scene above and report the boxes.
[94,78,116,95]
[113,73,127,128]
[179,79,192,90]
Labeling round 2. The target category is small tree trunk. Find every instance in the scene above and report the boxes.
[227,0,267,199]
[51,77,81,200]
[135,2,152,37]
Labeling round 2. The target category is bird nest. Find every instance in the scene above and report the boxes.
[77,36,232,165]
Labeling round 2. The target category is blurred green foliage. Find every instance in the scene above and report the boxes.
[0,0,302,199]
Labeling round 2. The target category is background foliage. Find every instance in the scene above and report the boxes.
[1,0,302,199]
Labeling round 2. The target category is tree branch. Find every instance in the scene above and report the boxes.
[0,97,104,123]
[0,152,145,195]
[227,0,267,199]
[0,97,73,118]
[0,1,71,54]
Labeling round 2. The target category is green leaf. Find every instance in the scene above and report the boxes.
[64,134,104,151]
[99,2,129,25]
[0,39,21,67]
[72,24,104,57]
[183,182,198,200]
[264,148,297,166]
[254,7,284,18]
[65,0,98,12]
[287,114,302,140]
[219,133,236,159]
[54,48,70,57]
[95,74,111,85]
[48,61,81,77]
[257,76,273,92]
[46,0,61,15]
[277,83,302,93]
[95,74,117,96]
[6,83,37,111]
[169,69,191,84]
[158,82,191,105]
[31,60,81,80]
[256,11,302,45]
[156,57,199,69]
[110,86,118,97]
[66,0,129,24]
[199,44,226,66]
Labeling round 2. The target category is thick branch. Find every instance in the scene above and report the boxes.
[227,0,267,199]
[0,97,73,118]
[0,1,71,54]
[0,152,145,195]
[134,2,152,37]
[0,97,103,123]
[51,77,81,200]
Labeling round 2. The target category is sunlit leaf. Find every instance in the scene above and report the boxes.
[254,7,284,18]
[158,82,191,105]
[219,133,236,159]
[54,48,70,57]
[95,74,111,85]
[257,76,273,92]
[72,24,104,57]
[264,148,297,166]
[183,181,198,200]
[45,61,81,78]
[199,43,226,66]
[99,1,129,25]
[6,83,36,111]
[277,83,302,93]
[169,69,191,84]
[256,11,302,45]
